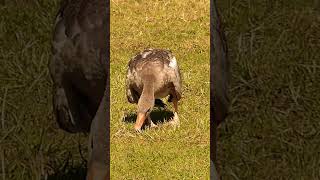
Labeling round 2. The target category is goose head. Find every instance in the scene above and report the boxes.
[134,75,155,131]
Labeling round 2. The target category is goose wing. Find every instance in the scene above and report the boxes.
[126,67,140,104]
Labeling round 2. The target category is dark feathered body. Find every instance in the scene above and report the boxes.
[50,0,108,132]
[211,0,230,126]
[210,0,230,179]
[49,0,109,179]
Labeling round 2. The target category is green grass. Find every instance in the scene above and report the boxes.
[110,0,210,179]
[216,0,320,179]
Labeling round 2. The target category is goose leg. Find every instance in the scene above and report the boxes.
[169,98,180,127]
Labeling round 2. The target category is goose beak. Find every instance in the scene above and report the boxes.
[134,112,147,132]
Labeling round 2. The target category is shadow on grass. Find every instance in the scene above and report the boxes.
[123,108,174,125]
[47,153,87,180]
[48,166,87,180]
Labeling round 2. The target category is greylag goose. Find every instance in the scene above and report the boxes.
[126,49,182,132]
[49,0,109,179]
[211,0,230,179]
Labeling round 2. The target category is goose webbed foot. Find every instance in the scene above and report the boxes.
[135,127,142,133]
[169,112,180,127]
[147,116,157,128]
[134,116,156,133]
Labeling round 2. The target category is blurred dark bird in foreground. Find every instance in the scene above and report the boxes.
[211,0,230,179]
[49,0,109,179]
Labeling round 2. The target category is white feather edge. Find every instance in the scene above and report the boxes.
[169,57,177,68]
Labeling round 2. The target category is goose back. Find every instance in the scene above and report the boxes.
[126,49,182,102]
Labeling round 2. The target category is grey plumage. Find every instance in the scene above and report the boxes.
[126,49,182,103]
[126,48,182,131]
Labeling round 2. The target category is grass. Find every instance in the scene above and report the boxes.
[216,0,320,179]
[110,0,210,179]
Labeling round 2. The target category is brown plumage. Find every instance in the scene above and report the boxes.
[210,0,230,179]
[126,49,182,132]
[49,0,109,179]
